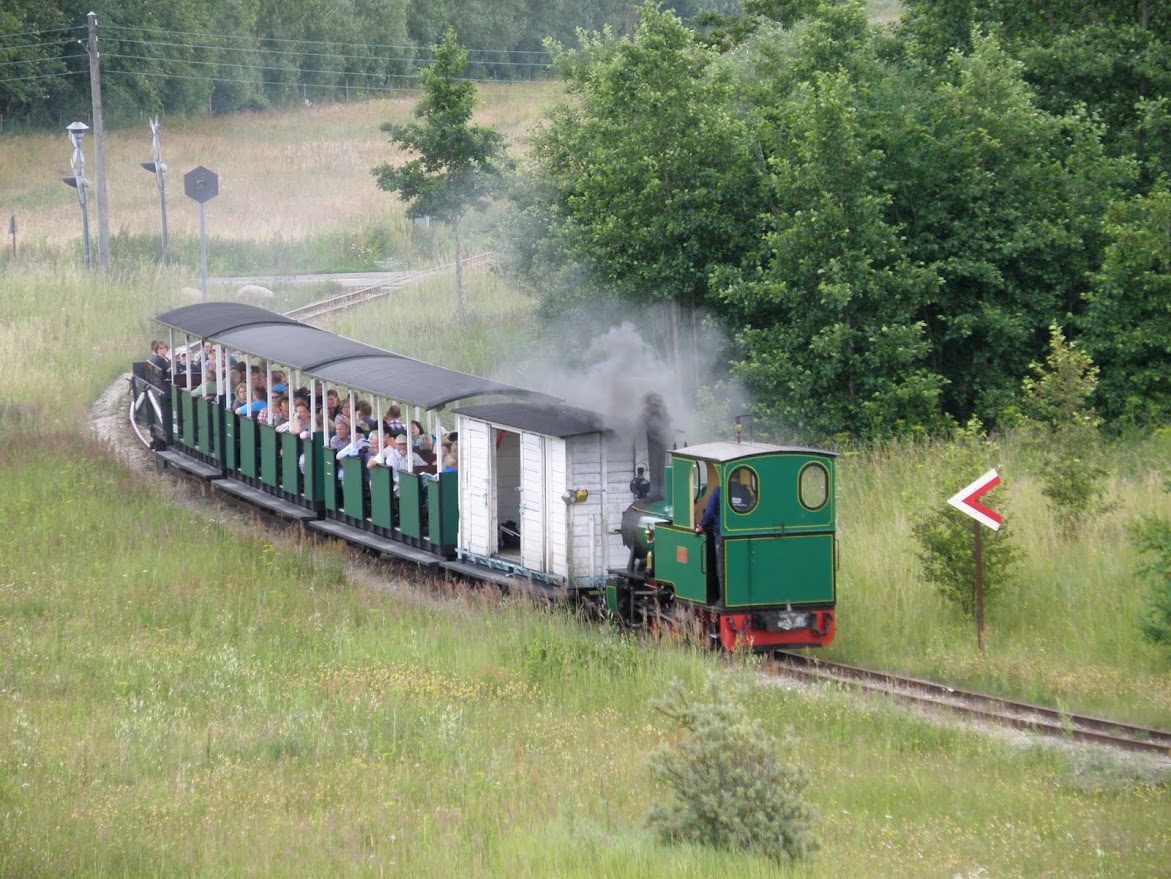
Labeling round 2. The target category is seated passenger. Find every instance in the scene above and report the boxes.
[148,340,171,380]
[261,395,289,428]
[410,419,433,452]
[234,382,268,418]
[368,433,425,495]
[383,404,406,436]
[440,453,457,474]
[280,402,312,437]
[329,417,352,452]
[356,401,378,433]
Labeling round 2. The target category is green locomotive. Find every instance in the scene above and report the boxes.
[610,441,838,650]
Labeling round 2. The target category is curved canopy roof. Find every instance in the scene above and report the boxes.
[155,302,300,338]
[153,302,554,410]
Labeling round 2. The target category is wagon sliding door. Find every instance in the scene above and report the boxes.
[519,433,547,572]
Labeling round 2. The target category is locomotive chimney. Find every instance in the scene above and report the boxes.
[641,392,671,501]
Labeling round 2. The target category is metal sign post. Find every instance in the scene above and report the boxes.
[184,166,219,301]
[947,469,1003,653]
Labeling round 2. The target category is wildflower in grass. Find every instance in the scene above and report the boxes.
[646,675,817,862]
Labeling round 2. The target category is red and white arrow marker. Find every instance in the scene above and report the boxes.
[947,468,1002,531]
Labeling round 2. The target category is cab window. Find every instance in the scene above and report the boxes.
[799,462,829,511]
[727,466,758,514]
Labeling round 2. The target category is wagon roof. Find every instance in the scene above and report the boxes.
[670,440,839,463]
[453,401,608,438]
[154,302,556,409]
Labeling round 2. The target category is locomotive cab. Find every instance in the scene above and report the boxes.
[616,441,838,650]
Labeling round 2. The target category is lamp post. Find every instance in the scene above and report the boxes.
[140,116,169,256]
[62,121,92,268]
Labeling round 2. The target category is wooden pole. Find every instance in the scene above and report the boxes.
[974,519,984,653]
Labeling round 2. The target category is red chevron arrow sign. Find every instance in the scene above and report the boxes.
[947,468,1002,531]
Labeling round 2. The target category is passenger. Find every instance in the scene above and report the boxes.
[271,369,287,394]
[280,402,312,438]
[440,453,458,474]
[262,395,289,428]
[368,433,425,495]
[329,417,352,452]
[383,403,406,436]
[234,382,268,418]
[357,401,378,433]
[410,419,433,452]
[190,347,222,398]
[326,389,341,421]
[148,339,171,380]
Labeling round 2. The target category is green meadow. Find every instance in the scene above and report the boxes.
[1,88,1169,877]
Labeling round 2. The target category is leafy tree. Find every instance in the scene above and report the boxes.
[524,3,765,317]
[1019,324,1109,536]
[647,676,817,862]
[1080,183,1171,427]
[892,32,1130,424]
[912,419,1019,618]
[0,0,70,123]
[372,28,508,320]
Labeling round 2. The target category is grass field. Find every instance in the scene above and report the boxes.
[1,78,1170,877]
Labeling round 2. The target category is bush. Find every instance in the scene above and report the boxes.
[1132,478,1171,652]
[911,420,1020,618]
[645,675,817,862]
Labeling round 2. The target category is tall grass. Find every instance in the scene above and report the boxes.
[836,436,1171,724]
[2,86,1170,877]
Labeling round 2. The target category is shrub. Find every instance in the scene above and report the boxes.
[911,420,1020,618]
[645,675,817,862]
[1132,477,1171,653]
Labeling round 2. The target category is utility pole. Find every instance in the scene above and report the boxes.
[86,12,110,269]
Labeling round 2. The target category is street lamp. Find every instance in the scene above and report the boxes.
[140,116,169,256]
[62,121,92,268]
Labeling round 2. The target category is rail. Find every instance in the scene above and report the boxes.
[771,652,1171,757]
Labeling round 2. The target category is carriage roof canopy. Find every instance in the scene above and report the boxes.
[154,302,556,409]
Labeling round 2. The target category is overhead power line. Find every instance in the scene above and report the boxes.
[100,23,553,58]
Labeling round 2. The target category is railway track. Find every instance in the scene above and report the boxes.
[771,652,1171,758]
[283,252,495,323]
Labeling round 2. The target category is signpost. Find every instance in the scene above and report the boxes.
[947,469,1002,652]
[184,166,218,301]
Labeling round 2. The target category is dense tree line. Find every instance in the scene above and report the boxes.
[0,0,735,127]
[508,0,1171,439]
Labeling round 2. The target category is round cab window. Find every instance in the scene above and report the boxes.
[727,466,758,514]
[799,462,829,511]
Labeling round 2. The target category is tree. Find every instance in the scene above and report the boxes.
[372,28,509,321]
[1019,324,1109,536]
[1080,183,1171,427]
[516,2,766,373]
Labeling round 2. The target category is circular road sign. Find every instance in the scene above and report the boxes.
[184,166,219,203]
